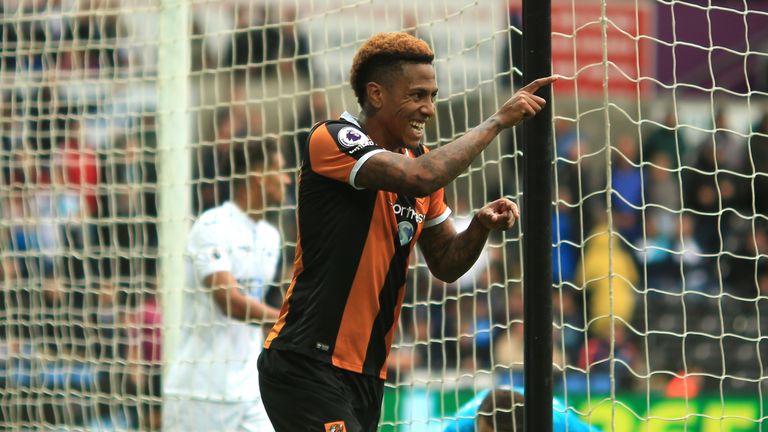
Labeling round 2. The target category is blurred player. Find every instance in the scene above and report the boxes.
[258,31,555,431]
[164,139,289,432]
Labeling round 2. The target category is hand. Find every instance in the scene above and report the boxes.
[493,75,558,128]
[475,198,520,231]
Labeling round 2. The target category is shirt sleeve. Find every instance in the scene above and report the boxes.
[187,221,233,281]
[424,186,451,228]
[308,121,386,189]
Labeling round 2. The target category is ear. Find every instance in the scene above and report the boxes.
[366,82,384,110]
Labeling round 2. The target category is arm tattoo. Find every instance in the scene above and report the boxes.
[356,117,503,196]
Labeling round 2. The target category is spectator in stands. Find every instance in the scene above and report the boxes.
[554,118,579,163]
[684,108,748,254]
[555,286,584,364]
[193,107,246,212]
[643,109,688,169]
[99,131,156,278]
[1,92,22,182]
[577,323,641,391]
[682,141,719,252]
[274,5,311,82]
[225,4,280,79]
[165,139,287,432]
[757,266,768,326]
[90,281,125,365]
[645,152,681,213]
[495,0,524,199]
[637,209,677,288]
[674,213,717,295]
[611,134,644,246]
[87,280,132,430]
[575,209,639,343]
[458,297,493,370]
[723,220,768,299]
[749,112,768,215]
[498,1,523,90]
[493,287,524,371]
[640,155,680,288]
[494,288,566,373]
[50,147,90,279]
[553,189,578,285]
[710,109,747,176]
[60,117,99,216]
[27,84,59,154]
[0,1,49,71]
[63,0,122,70]
[125,289,162,431]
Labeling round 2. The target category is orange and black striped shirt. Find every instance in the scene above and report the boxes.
[264,112,451,379]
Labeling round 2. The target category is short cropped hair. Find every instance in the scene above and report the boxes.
[477,389,525,432]
[349,32,434,107]
[227,138,278,190]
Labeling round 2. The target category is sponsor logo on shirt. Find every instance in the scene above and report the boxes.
[325,421,346,432]
[391,202,425,224]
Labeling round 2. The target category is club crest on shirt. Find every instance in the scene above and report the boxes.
[324,421,345,432]
[337,126,372,150]
[397,221,415,246]
[211,248,222,260]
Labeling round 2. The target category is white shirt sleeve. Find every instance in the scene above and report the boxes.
[187,221,233,280]
[424,207,452,228]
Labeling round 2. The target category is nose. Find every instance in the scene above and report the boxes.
[421,100,435,118]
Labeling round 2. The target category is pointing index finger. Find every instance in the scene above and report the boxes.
[520,75,559,93]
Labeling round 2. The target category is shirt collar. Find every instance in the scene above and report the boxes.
[340,111,361,128]
[224,201,260,229]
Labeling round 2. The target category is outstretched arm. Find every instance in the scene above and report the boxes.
[206,271,280,324]
[419,198,520,282]
[356,76,557,197]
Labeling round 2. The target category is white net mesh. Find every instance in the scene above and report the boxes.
[0,0,766,431]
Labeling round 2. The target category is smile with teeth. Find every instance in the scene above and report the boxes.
[409,121,425,132]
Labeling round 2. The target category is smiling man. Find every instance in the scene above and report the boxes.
[257,32,556,432]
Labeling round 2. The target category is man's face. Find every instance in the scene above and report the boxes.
[378,63,438,150]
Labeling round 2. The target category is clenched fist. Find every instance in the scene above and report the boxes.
[475,198,520,231]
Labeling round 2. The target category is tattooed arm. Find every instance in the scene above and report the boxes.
[419,198,519,282]
[355,76,555,196]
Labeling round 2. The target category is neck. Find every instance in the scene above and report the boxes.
[233,191,264,222]
[357,109,400,152]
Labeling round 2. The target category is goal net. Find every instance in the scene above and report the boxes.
[0,0,766,431]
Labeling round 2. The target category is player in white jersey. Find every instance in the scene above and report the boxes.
[164,139,290,432]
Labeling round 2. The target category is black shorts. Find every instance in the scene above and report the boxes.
[258,348,385,432]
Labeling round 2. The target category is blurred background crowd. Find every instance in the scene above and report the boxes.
[1,0,767,430]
